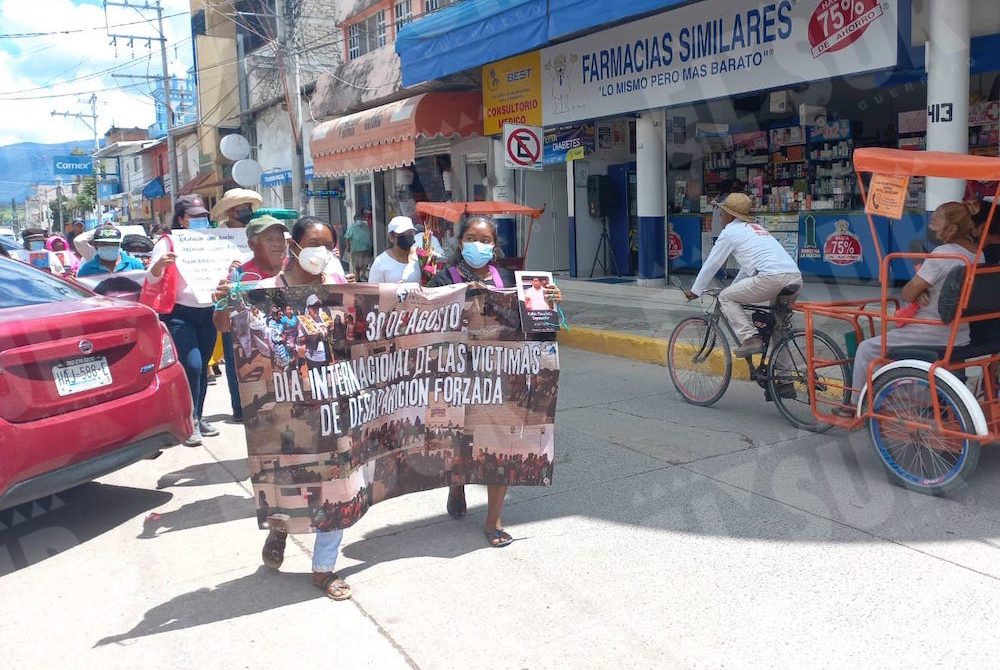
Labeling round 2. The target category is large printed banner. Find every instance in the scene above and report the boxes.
[540,0,899,126]
[232,283,559,534]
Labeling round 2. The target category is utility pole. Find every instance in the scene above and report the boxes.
[104,0,179,202]
[277,0,307,213]
[56,179,64,231]
[52,93,102,225]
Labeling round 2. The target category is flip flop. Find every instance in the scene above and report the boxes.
[446,487,467,519]
[485,528,513,548]
[313,572,352,601]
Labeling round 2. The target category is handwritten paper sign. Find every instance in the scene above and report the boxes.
[866,173,910,220]
[171,230,244,304]
[210,227,252,260]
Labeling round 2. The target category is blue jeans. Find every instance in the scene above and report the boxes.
[222,332,242,418]
[313,529,344,573]
[163,305,217,422]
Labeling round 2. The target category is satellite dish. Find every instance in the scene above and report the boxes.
[220,134,251,161]
[232,159,263,187]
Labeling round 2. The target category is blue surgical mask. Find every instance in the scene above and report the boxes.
[461,241,494,268]
[28,240,45,251]
[189,217,210,229]
[97,246,120,262]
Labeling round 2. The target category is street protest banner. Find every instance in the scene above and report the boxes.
[170,229,244,304]
[75,269,147,300]
[231,282,559,534]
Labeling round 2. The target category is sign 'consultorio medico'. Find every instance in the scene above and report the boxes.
[541,0,900,125]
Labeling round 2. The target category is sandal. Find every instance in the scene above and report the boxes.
[261,529,287,570]
[312,572,352,601]
[446,486,467,519]
[485,528,513,548]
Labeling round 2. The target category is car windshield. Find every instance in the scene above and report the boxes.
[0,257,92,309]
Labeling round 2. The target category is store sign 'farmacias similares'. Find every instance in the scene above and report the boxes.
[540,0,899,126]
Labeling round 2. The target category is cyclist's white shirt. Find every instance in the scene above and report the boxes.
[691,220,800,296]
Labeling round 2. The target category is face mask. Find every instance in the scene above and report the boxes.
[396,233,415,251]
[234,208,254,226]
[295,245,331,275]
[189,217,210,229]
[461,241,494,268]
[28,240,45,251]
[96,246,120,262]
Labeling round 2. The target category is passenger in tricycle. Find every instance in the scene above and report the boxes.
[837,201,984,416]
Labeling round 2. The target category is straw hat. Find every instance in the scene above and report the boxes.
[211,188,263,220]
[715,192,755,221]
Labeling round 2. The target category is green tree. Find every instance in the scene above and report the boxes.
[75,176,97,215]
[49,194,73,226]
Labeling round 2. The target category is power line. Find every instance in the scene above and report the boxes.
[0,12,187,38]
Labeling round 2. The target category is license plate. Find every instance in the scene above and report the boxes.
[53,356,113,397]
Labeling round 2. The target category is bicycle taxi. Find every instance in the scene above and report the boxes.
[800,148,1000,495]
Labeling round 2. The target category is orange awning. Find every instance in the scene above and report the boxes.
[415,201,544,224]
[311,92,483,177]
[179,170,221,196]
[854,148,1000,181]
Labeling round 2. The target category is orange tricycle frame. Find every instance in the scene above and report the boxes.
[799,148,1000,440]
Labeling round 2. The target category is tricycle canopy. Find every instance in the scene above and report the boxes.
[854,148,1000,181]
[414,201,545,224]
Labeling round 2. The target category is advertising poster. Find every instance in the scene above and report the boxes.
[541,0,899,126]
[482,51,543,136]
[232,283,559,534]
[543,123,596,164]
[866,173,910,220]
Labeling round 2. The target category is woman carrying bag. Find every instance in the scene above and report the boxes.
[144,195,221,447]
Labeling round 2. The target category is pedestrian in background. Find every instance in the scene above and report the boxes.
[76,225,144,277]
[146,195,220,446]
[342,216,373,280]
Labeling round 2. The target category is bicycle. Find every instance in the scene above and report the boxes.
[665,276,852,432]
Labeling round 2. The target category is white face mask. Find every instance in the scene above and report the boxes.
[295,245,331,275]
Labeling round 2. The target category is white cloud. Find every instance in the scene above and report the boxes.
[0,0,195,146]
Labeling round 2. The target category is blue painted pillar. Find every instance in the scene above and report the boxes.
[636,110,666,286]
[567,159,578,277]
[492,138,517,258]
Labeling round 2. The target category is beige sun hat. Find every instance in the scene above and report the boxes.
[211,188,263,220]
[715,192,755,221]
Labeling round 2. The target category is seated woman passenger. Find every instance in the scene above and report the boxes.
[836,201,984,416]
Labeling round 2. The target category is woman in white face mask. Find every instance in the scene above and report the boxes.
[238,216,355,601]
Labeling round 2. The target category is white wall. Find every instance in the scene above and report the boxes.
[255,103,294,208]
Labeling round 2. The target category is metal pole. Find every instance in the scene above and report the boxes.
[92,94,102,225]
[156,0,180,203]
[291,50,306,214]
[57,179,63,231]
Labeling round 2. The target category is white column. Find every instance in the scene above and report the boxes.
[925,0,971,213]
[636,109,666,286]
[567,159,578,276]
[491,137,517,257]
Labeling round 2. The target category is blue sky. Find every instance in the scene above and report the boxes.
[0,0,194,146]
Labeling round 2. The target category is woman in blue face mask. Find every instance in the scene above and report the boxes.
[146,195,220,446]
[426,214,562,548]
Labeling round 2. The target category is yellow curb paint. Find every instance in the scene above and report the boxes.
[560,327,752,381]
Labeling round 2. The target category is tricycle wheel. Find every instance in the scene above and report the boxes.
[867,367,980,496]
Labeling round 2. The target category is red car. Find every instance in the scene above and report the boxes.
[0,256,193,511]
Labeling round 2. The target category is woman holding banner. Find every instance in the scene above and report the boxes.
[427,214,562,548]
[216,216,354,601]
[146,196,220,447]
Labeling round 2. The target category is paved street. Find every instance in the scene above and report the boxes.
[4,347,1000,668]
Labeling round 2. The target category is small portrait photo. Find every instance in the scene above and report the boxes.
[516,271,555,312]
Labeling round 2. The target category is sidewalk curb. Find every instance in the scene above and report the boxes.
[560,326,753,381]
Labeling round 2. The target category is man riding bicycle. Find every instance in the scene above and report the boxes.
[683,193,802,357]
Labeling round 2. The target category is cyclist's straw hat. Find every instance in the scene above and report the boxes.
[716,192,755,221]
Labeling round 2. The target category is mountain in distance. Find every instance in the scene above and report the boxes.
[0,140,94,202]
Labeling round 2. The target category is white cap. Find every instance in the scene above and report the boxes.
[387,216,416,235]
[306,294,321,307]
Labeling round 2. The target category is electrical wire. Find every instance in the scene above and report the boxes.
[0,11,187,38]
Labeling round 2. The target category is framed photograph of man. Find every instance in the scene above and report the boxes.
[515,270,559,334]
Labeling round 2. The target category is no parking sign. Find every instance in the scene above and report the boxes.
[503,123,543,171]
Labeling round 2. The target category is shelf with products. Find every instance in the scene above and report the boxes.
[701,134,734,202]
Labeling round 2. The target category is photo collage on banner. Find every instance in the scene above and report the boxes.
[233,282,560,534]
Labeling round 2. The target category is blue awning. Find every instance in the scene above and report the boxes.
[141,177,165,199]
[396,0,548,87]
[547,0,691,40]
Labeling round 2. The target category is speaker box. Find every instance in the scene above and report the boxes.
[587,175,612,218]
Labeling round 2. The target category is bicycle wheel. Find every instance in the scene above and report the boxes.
[867,366,979,496]
[667,316,732,406]
[768,329,850,433]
